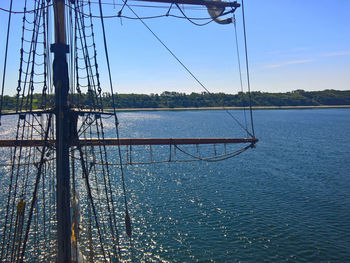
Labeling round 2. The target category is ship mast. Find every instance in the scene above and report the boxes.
[52,0,71,262]
[49,1,242,262]
[0,0,256,261]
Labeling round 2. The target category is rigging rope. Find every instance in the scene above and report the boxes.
[19,113,52,263]
[232,14,248,135]
[174,143,252,162]
[0,0,14,126]
[64,1,231,23]
[86,1,122,257]
[0,0,42,250]
[98,1,134,258]
[77,143,108,262]
[10,199,26,262]
[0,4,53,14]
[0,2,15,259]
[0,1,55,261]
[0,0,257,261]
[241,0,255,137]
[67,2,124,258]
[120,2,254,137]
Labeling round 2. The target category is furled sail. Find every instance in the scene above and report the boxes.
[206,0,233,24]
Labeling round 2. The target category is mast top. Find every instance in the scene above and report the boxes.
[53,0,66,44]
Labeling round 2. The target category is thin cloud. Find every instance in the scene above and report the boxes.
[267,47,309,55]
[321,51,350,57]
[264,59,314,69]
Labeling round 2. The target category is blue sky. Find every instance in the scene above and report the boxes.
[0,0,349,95]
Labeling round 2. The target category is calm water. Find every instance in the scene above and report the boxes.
[1,109,350,262]
[116,109,350,262]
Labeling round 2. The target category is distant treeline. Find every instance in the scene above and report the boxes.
[1,89,350,110]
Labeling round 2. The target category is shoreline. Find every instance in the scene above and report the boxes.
[2,105,349,115]
[112,105,350,112]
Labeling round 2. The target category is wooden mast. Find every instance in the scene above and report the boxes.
[0,0,255,261]
[52,0,71,262]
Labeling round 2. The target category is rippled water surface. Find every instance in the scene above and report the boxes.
[1,109,350,262]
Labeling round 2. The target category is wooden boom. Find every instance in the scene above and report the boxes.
[0,137,257,147]
[132,0,240,8]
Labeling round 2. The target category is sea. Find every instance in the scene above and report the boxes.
[1,108,350,262]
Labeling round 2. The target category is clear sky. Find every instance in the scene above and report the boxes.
[0,0,349,95]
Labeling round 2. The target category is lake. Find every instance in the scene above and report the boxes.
[0,109,349,262]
